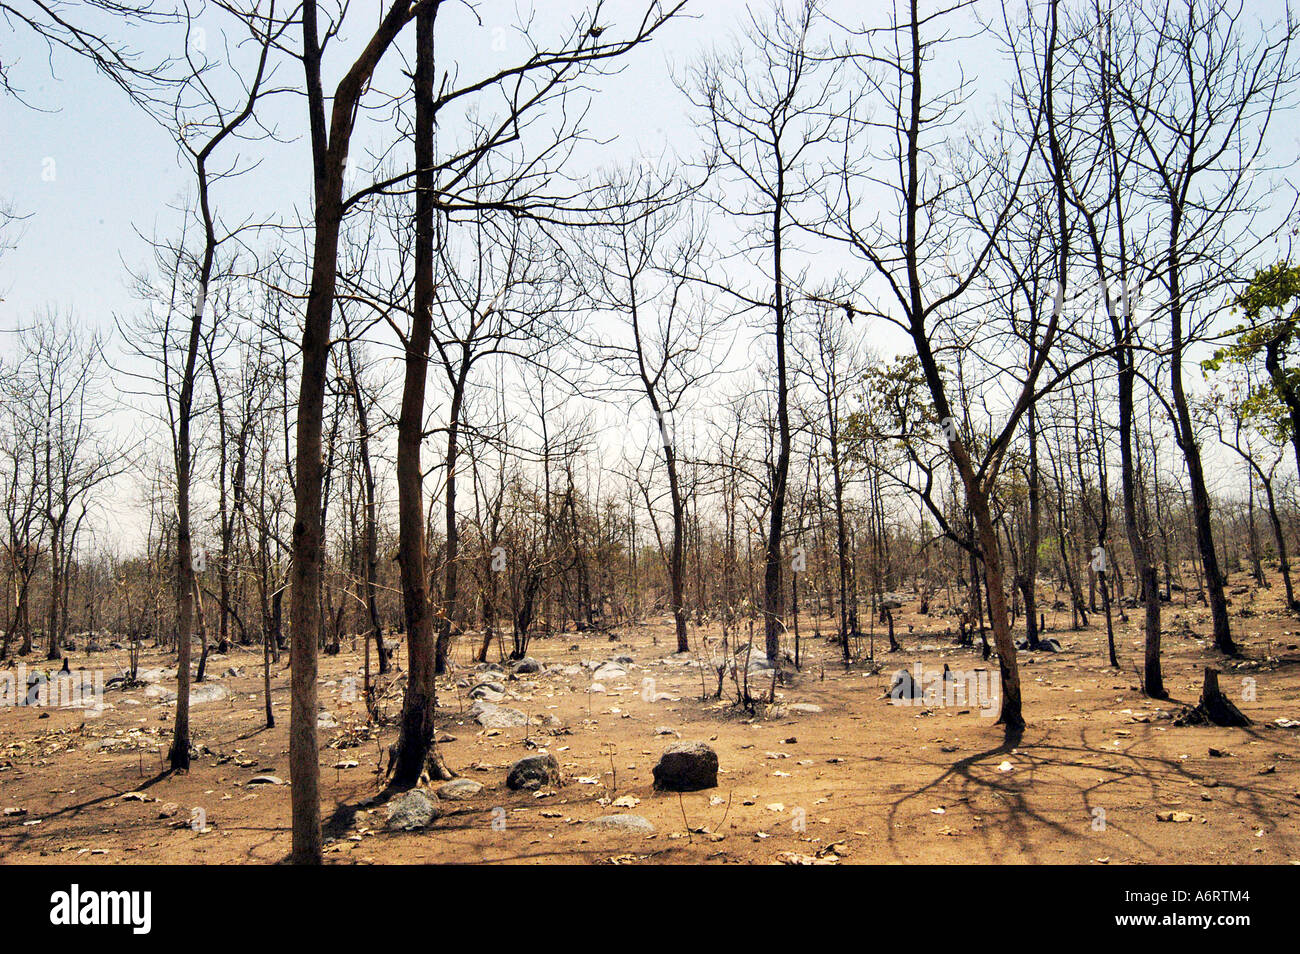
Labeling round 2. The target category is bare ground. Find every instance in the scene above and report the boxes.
[2,571,1298,865]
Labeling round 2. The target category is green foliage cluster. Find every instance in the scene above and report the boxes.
[1203,262,1300,441]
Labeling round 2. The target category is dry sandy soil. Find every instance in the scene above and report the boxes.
[2,571,1298,865]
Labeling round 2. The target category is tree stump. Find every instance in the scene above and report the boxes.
[1175,667,1252,727]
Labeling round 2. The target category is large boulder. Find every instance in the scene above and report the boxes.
[507,753,561,791]
[511,657,541,675]
[652,741,718,792]
[384,789,441,830]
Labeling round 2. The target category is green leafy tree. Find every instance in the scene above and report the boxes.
[1207,263,1300,475]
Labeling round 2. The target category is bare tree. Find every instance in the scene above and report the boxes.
[1113,0,1298,655]
[585,173,719,654]
[686,0,838,662]
[815,0,1076,732]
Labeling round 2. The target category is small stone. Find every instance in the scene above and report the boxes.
[589,814,655,835]
[436,778,483,801]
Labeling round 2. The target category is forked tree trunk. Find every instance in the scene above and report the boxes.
[290,0,416,865]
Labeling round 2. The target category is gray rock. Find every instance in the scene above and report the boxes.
[507,753,560,791]
[188,683,227,706]
[436,778,483,801]
[511,657,541,674]
[592,663,627,682]
[144,684,177,703]
[589,814,655,834]
[248,775,284,786]
[788,702,823,714]
[473,702,528,728]
[1016,636,1063,653]
[652,741,718,792]
[470,684,506,703]
[385,789,441,830]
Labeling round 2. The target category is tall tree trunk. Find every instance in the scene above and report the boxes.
[45,530,62,661]
[345,341,387,675]
[168,221,212,770]
[389,4,449,789]
[1022,405,1041,649]
[437,383,465,673]
[830,411,852,661]
[1261,479,1296,609]
[763,170,790,662]
[970,487,1024,731]
[1169,242,1236,654]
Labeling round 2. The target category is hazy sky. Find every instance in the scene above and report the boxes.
[1,0,1296,554]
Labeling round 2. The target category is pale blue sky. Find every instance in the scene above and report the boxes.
[0,1,758,332]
